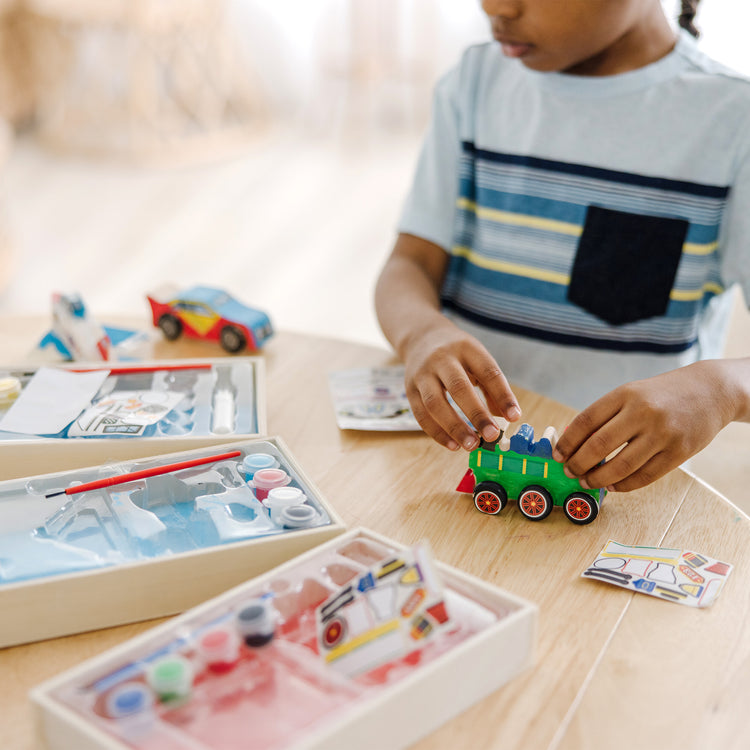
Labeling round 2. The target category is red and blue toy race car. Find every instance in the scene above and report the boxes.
[147,285,273,353]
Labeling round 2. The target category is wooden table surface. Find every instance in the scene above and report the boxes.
[1,318,749,750]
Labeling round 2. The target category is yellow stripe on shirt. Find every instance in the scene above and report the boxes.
[670,282,725,301]
[452,245,571,285]
[453,244,723,301]
[683,240,718,255]
[458,198,719,257]
[457,198,583,237]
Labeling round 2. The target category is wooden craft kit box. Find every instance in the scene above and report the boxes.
[0,357,267,481]
[31,528,537,750]
[0,436,345,648]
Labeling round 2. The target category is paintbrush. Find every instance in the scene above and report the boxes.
[70,363,213,375]
[45,450,243,499]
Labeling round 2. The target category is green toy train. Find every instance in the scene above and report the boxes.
[455,422,606,525]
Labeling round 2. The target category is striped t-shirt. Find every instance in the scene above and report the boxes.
[398,32,750,409]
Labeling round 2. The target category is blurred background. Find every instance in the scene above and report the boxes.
[0,0,748,344]
[0,0,491,345]
[0,0,748,503]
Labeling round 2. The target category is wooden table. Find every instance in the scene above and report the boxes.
[1,318,749,750]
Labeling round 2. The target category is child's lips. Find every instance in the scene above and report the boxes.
[495,36,533,58]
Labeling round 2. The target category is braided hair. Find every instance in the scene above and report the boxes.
[679,0,701,38]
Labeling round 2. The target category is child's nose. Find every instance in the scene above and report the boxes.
[481,0,523,19]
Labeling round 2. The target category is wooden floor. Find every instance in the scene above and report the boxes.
[0,125,747,515]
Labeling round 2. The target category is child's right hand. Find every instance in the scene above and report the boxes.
[402,321,522,451]
[375,232,522,450]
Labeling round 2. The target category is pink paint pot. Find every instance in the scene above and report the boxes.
[196,625,241,674]
[252,468,291,500]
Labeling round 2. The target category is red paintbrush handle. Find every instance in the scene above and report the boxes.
[63,450,243,496]
[71,364,213,375]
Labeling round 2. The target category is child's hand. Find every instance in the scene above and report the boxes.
[375,232,522,451]
[403,323,522,451]
[552,361,739,492]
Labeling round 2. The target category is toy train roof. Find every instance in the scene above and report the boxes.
[478,423,555,459]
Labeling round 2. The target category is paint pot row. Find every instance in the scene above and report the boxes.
[242,454,320,529]
[104,598,276,719]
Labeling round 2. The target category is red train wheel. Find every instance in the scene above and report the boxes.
[518,485,553,521]
[564,493,599,525]
[473,481,507,515]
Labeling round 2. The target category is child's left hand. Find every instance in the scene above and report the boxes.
[552,360,745,492]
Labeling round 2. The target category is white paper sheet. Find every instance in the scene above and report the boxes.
[0,368,109,435]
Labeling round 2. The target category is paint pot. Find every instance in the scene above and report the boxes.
[105,682,154,719]
[264,486,306,524]
[252,468,290,500]
[146,655,194,703]
[280,503,318,529]
[236,598,275,648]
[241,453,279,481]
[196,625,241,674]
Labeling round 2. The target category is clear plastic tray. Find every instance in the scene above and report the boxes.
[33,529,537,750]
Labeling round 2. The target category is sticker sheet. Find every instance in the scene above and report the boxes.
[583,540,732,607]
[67,390,186,436]
[327,367,420,431]
[316,545,450,676]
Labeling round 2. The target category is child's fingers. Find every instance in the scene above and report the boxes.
[553,397,622,463]
[577,435,656,489]
[407,372,481,450]
[470,360,522,423]
[602,451,675,492]
[559,415,632,479]
[403,337,517,450]
[408,401,461,451]
[439,365,507,445]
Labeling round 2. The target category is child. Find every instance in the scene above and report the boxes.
[375,0,750,493]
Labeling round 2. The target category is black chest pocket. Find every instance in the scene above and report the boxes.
[567,205,689,326]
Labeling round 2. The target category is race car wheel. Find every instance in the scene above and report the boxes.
[158,313,182,341]
[220,325,247,353]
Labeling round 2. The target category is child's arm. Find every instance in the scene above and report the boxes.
[552,358,750,491]
[375,232,522,451]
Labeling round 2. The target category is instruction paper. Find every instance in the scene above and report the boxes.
[583,540,732,607]
[0,368,109,436]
